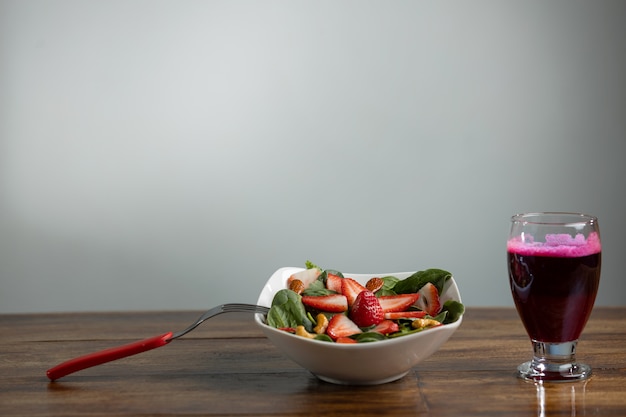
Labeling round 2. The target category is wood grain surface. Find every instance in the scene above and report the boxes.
[1,308,624,416]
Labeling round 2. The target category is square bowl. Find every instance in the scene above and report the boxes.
[255,267,463,385]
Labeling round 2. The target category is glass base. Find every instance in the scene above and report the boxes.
[517,340,592,383]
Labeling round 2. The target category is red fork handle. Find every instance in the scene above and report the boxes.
[46,332,173,381]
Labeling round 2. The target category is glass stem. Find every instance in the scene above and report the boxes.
[533,340,577,366]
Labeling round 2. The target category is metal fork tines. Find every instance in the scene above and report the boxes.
[171,303,270,340]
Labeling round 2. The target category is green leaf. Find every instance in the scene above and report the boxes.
[324,269,344,278]
[378,276,400,296]
[388,325,423,338]
[305,260,320,270]
[385,319,416,338]
[430,311,448,323]
[314,334,333,343]
[301,278,334,296]
[267,289,313,332]
[392,269,452,294]
[353,332,387,343]
[440,300,465,324]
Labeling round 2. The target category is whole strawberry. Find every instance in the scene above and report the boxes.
[350,290,384,327]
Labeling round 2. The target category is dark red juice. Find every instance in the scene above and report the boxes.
[507,234,601,343]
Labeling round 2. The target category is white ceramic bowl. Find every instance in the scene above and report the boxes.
[255,267,463,385]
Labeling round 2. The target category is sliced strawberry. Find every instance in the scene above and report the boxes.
[326,273,344,293]
[301,294,348,313]
[341,277,367,306]
[371,320,400,335]
[384,311,427,320]
[377,293,420,312]
[278,327,296,333]
[326,314,362,340]
[287,268,321,291]
[416,282,441,316]
[350,290,384,327]
[336,336,358,344]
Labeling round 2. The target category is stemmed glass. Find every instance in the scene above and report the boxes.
[507,212,601,382]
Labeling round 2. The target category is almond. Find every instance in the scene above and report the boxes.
[366,277,384,293]
[288,279,305,294]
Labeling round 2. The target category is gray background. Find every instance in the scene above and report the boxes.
[1,0,625,313]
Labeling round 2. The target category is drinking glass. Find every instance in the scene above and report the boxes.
[507,212,601,382]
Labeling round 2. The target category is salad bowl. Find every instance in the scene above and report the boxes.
[255,267,463,385]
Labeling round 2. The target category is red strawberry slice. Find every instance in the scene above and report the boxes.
[416,282,441,316]
[326,273,343,293]
[287,268,321,291]
[371,320,400,335]
[326,314,362,340]
[278,327,296,333]
[377,293,420,312]
[350,290,384,327]
[383,311,427,320]
[301,294,348,313]
[341,278,367,306]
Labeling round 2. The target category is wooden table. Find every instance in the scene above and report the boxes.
[1,307,624,416]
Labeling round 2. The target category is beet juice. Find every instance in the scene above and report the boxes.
[507,232,601,343]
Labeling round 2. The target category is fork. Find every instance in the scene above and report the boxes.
[46,303,270,381]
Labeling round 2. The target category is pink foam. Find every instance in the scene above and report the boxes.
[507,232,601,257]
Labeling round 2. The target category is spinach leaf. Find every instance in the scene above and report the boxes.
[376,275,400,296]
[301,268,343,296]
[267,289,313,332]
[387,320,424,338]
[324,269,344,278]
[353,332,387,343]
[431,310,448,323]
[314,334,333,343]
[440,300,465,324]
[301,279,334,296]
[391,268,452,294]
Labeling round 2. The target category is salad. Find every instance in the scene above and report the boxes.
[265,261,464,344]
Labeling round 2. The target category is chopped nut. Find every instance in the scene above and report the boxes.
[366,277,384,293]
[313,313,329,334]
[295,325,316,339]
[289,279,305,294]
[412,318,442,330]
